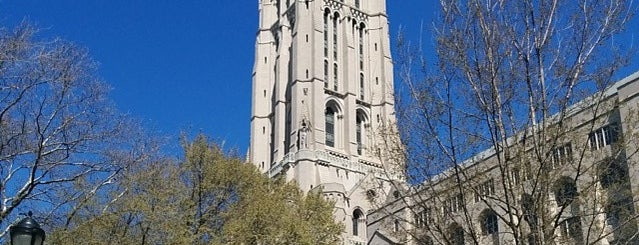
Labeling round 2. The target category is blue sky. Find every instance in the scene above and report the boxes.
[0,1,438,154]
[1,1,636,155]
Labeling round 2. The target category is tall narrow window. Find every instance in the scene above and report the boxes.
[356,115,363,155]
[480,210,499,235]
[360,73,365,100]
[359,24,364,71]
[553,177,583,243]
[333,14,339,60]
[324,60,329,88]
[355,0,360,8]
[353,209,364,236]
[323,10,329,58]
[333,63,338,91]
[325,107,335,147]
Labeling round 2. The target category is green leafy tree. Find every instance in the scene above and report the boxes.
[51,135,342,244]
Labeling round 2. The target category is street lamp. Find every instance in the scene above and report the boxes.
[10,211,45,245]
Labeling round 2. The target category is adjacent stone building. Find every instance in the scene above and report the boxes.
[368,71,639,245]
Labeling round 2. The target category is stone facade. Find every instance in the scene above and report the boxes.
[249,0,403,243]
[368,71,639,245]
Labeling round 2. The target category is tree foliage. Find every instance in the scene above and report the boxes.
[51,135,342,244]
[391,0,638,244]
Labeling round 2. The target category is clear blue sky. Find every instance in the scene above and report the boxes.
[0,1,438,154]
[1,1,636,155]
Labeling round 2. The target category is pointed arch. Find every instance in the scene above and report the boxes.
[358,22,366,71]
[332,12,340,61]
[352,208,365,237]
[356,109,369,155]
[323,8,330,58]
[554,176,577,207]
[325,99,343,148]
[479,209,499,236]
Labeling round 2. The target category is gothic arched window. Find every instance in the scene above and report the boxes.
[358,23,365,71]
[554,177,577,207]
[333,13,339,60]
[325,107,335,147]
[352,209,364,236]
[356,111,366,155]
[323,9,330,58]
[480,209,499,235]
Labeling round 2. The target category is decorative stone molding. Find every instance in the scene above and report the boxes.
[350,8,368,23]
[323,0,343,12]
[268,149,388,178]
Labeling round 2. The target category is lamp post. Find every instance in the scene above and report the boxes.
[10,211,45,245]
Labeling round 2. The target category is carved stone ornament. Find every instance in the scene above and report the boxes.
[350,8,368,22]
[323,0,343,12]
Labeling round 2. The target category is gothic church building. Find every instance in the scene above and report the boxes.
[249,0,403,243]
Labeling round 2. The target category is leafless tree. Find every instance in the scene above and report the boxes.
[378,0,639,244]
[0,23,151,238]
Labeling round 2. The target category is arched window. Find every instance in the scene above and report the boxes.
[352,209,364,236]
[323,9,329,58]
[333,13,339,60]
[554,177,577,207]
[480,210,499,235]
[356,111,366,155]
[358,23,365,71]
[356,116,363,155]
[325,107,335,147]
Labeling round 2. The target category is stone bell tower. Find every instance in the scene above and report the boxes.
[249,0,402,242]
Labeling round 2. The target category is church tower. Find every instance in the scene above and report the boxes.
[249,0,401,242]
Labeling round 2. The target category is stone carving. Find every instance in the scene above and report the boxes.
[323,0,343,12]
[298,119,310,149]
[350,8,368,22]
